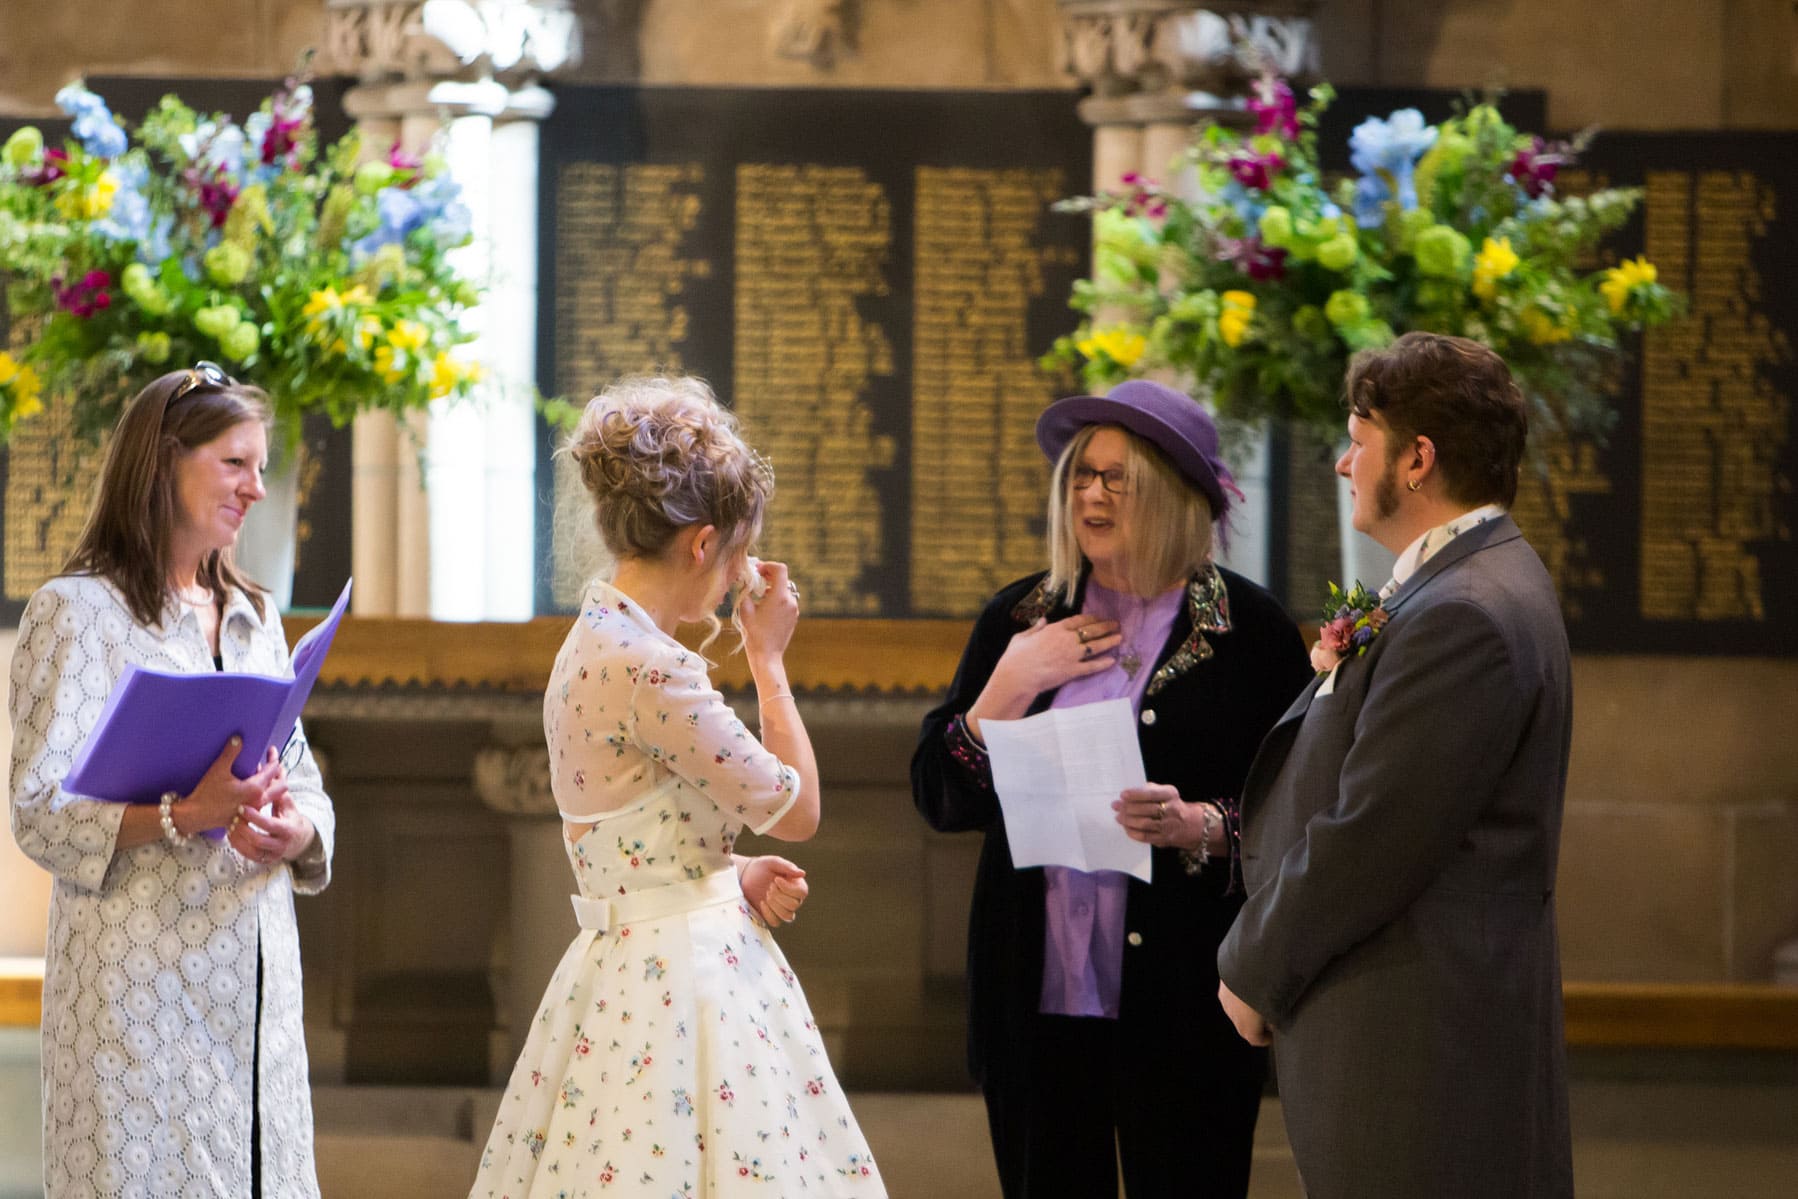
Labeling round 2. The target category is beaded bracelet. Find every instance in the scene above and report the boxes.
[158,790,194,848]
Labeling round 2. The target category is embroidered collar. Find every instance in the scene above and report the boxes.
[1391,503,1506,589]
[1009,564,1232,695]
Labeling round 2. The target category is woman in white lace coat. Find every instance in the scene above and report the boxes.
[8,364,334,1198]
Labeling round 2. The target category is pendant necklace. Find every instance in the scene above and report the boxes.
[1117,598,1144,680]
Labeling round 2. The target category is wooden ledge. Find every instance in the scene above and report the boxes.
[285,615,969,695]
[1562,982,1798,1050]
[5,960,1796,1046]
[0,957,44,1028]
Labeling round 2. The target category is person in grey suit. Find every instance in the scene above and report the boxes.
[1216,331,1575,1198]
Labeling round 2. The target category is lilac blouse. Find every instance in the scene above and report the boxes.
[1038,579,1184,1019]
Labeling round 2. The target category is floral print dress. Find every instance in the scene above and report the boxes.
[471,581,883,1198]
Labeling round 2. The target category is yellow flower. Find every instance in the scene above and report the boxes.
[1520,307,1574,345]
[2,353,43,419]
[353,315,381,351]
[340,284,375,308]
[1217,290,1257,348]
[56,170,118,220]
[1600,256,1657,314]
[301,286,342,320]
[1076,327,1148,369]
[13,365,43,417]
[387,320,428,354]
[428,352,461,399]
[1471,237,1520,302]
[372,346,408,385]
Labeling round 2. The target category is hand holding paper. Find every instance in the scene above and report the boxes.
[979,697,1153,882]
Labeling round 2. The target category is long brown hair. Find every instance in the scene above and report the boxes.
[62,368,272,627]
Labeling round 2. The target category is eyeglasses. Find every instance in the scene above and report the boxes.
[1070,466,1130,495]
[170,360,234,405]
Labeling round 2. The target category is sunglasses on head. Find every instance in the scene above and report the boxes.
[170,360,235,405]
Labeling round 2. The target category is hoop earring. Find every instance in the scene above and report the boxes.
[1407,479,1422,492]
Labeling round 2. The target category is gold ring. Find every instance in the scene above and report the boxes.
[1077,627,1091,643]
[1156,801,1166,821]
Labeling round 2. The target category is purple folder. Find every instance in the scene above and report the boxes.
[62,579,352,811]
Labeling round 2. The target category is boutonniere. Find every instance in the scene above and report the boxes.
[1311,581,1390,675]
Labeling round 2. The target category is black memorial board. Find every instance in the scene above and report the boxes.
[1512,131,1796,655]
[534,86,1094,619]
[0,77,354,623]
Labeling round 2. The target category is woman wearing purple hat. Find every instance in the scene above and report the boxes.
[911,380,1313,1197]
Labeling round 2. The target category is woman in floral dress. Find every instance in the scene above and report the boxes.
[471,375,883,1198]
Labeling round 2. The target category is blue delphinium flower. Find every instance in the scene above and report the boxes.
[94,159,152,245]
[55,83,128,160]
[352,175,473,259]
[1349,108,1437,226]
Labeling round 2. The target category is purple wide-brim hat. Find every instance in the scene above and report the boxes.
[1035,379,1240,520]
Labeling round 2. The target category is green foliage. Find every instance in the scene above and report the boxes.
[1041,76,1683,444]
[0,78,486,446]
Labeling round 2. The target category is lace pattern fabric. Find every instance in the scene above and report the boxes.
[8,574,334,1198]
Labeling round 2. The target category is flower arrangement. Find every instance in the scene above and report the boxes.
[1044,74,1681,442]
[1310,580,1388,675]
[0,76,483,445]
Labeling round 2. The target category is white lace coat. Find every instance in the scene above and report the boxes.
[8,574,335,1199]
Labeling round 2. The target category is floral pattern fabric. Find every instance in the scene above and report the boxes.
[8,574,334,1199]
[471,581,883,1197]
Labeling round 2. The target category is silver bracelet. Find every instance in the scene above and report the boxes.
[759,690,795,705]
[1179,804,1221,876]
[158,790,194,848]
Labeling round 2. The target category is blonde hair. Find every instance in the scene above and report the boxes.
[1045,424,1216,604]
[560,374,773,646]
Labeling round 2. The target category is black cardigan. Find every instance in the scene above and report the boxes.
[911,565,1313,1089]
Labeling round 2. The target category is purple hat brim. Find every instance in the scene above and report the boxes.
[1035,393,1234,519]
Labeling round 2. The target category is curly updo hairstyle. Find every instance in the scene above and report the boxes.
[564,375,774,567]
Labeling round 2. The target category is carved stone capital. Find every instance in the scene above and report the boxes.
[1057,1,1323,126]
[473,744,556,817]
[323,0,582,88]
[771,0,860,69]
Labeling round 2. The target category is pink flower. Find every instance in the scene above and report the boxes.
[1248,77,1300,139]
[1309,641,1340,675]
[53,270,113,318]
[1216,235,1288,281]
[1319,616,1354,653]
[24,147,69,187]
[1227,150,1284,191]
[187,165,239,228]
[1508,136,1569,199]
[260,115,304,167]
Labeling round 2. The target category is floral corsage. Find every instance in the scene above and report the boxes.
[1311,581,1390,675]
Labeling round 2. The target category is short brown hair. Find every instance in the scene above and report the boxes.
[1344,331,1528,507]
[63,369,272,628]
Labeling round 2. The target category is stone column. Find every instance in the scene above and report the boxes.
[321,0,579,618]
[1056,1,1323,588]
[470,744,571,1074]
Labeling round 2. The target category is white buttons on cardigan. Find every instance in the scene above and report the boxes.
[1140,709,1156,726]
[1127,931,1143,947]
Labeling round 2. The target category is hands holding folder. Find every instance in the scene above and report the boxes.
[63,579,351,851]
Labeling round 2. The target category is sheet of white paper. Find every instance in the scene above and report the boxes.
[981,698,1153,882]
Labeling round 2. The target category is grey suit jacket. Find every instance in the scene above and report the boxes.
[1218,515,1574,1199]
